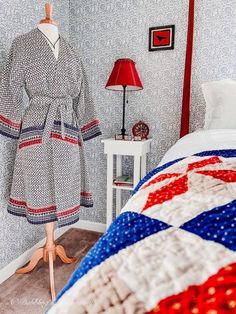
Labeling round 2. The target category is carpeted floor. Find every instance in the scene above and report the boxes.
[0,228,102,314]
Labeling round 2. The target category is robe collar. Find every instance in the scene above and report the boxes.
[32,27,65,64]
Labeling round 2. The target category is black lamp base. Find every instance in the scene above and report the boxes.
[121,128,127,139]
[115,133,132,141]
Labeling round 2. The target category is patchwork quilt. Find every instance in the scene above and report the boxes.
[48,150,236,314]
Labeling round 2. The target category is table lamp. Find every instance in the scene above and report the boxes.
[105,58,143,139]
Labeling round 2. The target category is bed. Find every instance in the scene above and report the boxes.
[48,129,236,314]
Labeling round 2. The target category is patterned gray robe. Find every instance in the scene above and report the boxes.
[0,28,101,227]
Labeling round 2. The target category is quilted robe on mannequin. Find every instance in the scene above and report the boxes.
[0,28,101,227]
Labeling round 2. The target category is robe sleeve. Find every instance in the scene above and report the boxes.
[0,37,25,139]
[73,57,102,142]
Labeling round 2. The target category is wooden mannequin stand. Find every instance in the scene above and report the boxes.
[16,4,77,301]
[16,222,77,300]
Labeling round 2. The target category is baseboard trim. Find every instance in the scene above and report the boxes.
[0,220,106,285]
[73,220,106,233]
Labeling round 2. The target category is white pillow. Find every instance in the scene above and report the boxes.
[159,129,236,165]
[202,79,236,129]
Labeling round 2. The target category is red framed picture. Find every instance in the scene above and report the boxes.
[149,25,175,51]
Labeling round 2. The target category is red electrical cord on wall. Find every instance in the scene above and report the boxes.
[180,0,195,138]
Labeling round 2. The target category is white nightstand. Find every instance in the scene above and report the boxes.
[102,138,152,228]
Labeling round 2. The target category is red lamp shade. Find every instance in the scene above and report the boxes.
[105,58,143,91]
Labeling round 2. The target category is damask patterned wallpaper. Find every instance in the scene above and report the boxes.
[0,0,235,268]
[69,0,236,224]
[0,0,70,268]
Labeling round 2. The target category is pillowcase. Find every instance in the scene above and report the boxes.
[202,79,236,129]
[159,129,236,165]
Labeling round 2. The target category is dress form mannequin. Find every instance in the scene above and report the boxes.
[37,22,60,60]
[15,3,77,301]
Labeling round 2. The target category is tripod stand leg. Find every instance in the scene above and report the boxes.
[16,248,44,274]
[56,244,77,264]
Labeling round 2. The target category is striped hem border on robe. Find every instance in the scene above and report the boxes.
[7,197,84,228]
[0,114,21,139]
[18,120,82,149]
[80,192,93,207]
[81,119,102,141]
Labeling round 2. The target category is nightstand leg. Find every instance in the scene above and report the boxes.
[106,153,113,229]
[116,155,122,217]
[133,155,141,188]
[141,154,147,178]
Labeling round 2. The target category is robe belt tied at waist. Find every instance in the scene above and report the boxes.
[29,95,78,144]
